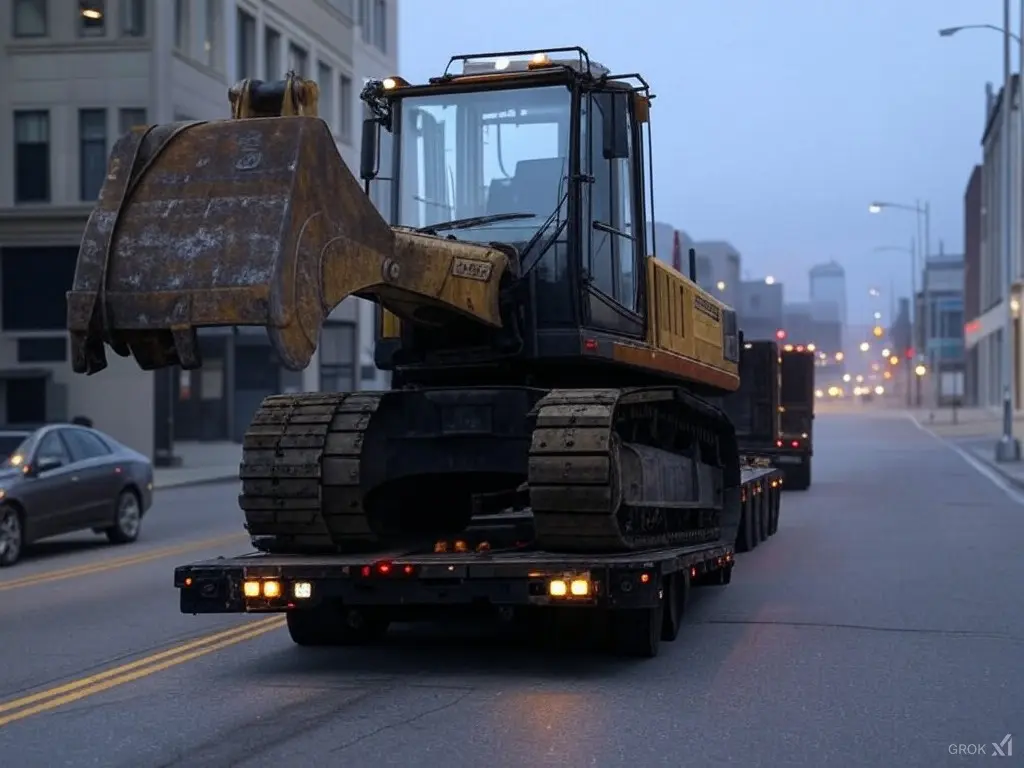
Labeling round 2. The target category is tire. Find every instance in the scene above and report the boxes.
[701,562,733,587]
[286,604,390,647]
[106,489,143,544]
[661,572,689,642]
[735,498,756,553]
[0,505,24,567]
[610,603,662,658]
[786,458,811,491]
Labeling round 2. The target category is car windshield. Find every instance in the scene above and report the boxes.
[396,85,572,246]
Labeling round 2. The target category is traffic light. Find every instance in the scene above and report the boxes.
[775,329,786,340]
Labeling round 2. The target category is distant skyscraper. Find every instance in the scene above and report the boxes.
[809,261,847,326]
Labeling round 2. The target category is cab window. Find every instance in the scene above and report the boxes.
[584,89,639,312]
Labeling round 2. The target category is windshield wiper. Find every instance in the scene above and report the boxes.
[416,212,536,235]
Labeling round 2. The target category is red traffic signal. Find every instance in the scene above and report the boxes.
[775,329,786,340]
[905,347,914,359]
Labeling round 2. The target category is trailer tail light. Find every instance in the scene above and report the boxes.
[243,579,284,598]
[776,440,783,447]
[791,440,800,448]
[243,580,261,597]
[293,581,313,599]
[360,561,416,578]
[548,572,592,599]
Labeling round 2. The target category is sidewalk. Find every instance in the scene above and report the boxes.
[907,410,1024,490]
[153,441,241,490]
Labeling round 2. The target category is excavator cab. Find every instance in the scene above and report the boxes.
[360,48,661,380]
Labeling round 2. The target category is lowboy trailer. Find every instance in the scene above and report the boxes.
[175,464,782,659]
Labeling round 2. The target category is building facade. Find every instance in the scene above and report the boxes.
[693,240,740,309]
[966,77,1018,409]
[737,279,784,343]
[0,0,398,457]
[963,164,982,406]
[918,254,966,406]
[808,261,847,328]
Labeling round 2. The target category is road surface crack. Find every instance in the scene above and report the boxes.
[328,689,475,754]
[704,618,1024,643]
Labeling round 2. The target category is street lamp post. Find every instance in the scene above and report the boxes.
[938,5,1020,461]
[869,203,931,406]
[874,240,918,405]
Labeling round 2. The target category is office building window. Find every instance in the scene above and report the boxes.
[120,0,144,36]
[372,0,386,52]
[13,0,47,36]
[17,337,68,364]
[173,0,188,51]
[79,109,108,201]
[119,108,147,135]
[236,9,256,79]
[358,0,370,42]
[78,1,106,36]
[1,247,78,332]
[318,62,334,131]
[287,42,308,78]
[319,322,356,392]
[264,27,281,79]
[198,0,221,69]
[14,111,50,203]
[339,74,352,142]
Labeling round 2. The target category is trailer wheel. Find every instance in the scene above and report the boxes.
[286,605,390,647]
[785,459,811,491]
[660,572,689,642]
[708,562,733,586]
[758,492,770,542]
[735,497,756,553]
[610,598,662,658]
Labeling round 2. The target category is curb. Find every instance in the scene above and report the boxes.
[909,413,1024,491]
[964,447,1024,491]
[153,474,238,491]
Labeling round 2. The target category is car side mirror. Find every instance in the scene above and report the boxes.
[34,456,63,474]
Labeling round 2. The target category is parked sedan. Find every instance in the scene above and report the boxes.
[0,424,154,567]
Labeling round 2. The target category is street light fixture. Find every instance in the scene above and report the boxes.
[765,275,775,285]
[859,342,870,352]
[938,24,1021,43]
[716,280,726,291]
[940,6,1020,462]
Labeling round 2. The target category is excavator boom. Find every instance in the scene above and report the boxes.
[66,76,514,375]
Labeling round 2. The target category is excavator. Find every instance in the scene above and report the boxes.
[66,47,746,557]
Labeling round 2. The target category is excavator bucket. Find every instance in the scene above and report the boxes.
[67,98,515,375]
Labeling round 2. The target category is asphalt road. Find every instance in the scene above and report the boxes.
[0,412,1021,767]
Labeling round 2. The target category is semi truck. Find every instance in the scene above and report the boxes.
[65,47,783,659]
[774,344,816,490]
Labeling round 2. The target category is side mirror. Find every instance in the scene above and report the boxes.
[600,91,630,160]
[34,456,63,474]
[360,118,379,181]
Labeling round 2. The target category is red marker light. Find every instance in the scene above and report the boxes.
[775,329,786,340]
[791,440,799,448]
[583,338,598,351]
[361,565,371,577]
[376,561,392,575]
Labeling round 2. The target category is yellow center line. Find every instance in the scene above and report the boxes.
[0,615,286,727]
[0,532,250,592]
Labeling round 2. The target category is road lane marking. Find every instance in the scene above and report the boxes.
[0,532,251,592]
[906,414,1024,505]
[0,615,286,727]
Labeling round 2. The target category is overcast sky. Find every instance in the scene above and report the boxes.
[398,0,1007,322]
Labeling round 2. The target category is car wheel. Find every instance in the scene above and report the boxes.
[0,505,24,567]
[106,489,142,545]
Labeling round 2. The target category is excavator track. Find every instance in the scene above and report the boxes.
[528,387,737,553]
[239,391,384,553]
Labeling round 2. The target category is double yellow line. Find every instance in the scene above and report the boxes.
[0,532,250,592]
[0,616,286,728]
